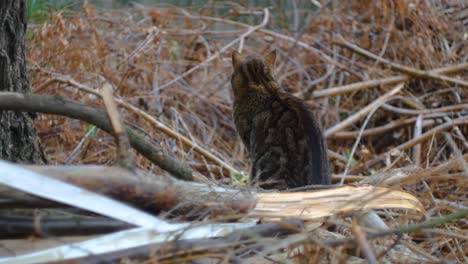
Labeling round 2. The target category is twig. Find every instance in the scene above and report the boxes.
[443,132,468,175]
[100,83,135,170]
[324,209,468,247]
[351,116,468,173]
[178,8,336,65]
[119,94,241,176]
[325,83,404,137]
[443,116,468,150]
[331,174,365,183]
[374,0,395,67]
[403,154,468,185]
[159,8,270,90]
[65,125,98,164]
[412,115,423,166]
[350,223,378,264]
[381,103,468,115]
[311,63,468,98]
[391,116,468,154]
[117,27,159,68]
[330,117,437,139]
[401,241,440,262]
[339,94,387,184]
[35,71,241,177]
[284,0,332,58]
[333,36,468,87]
[423,228,468,240]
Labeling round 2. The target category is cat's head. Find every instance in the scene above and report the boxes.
[230,50,278,97]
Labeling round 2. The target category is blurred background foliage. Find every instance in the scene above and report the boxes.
[27,0,319,31]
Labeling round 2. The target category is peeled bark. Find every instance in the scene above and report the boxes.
[0,165,257,219]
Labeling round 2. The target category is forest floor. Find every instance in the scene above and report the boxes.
[4,1,467,263]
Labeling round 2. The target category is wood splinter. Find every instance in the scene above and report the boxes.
[100,83,136,171]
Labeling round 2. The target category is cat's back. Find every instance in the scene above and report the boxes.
[230,50,330,188]
[245,90,330,188]
[275,91,331,186]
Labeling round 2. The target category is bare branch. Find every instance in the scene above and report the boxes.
[0,92,193,181]
[333,36,468,87]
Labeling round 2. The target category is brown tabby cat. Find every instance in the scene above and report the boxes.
[230,50,330,190]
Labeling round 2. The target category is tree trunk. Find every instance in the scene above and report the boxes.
[0,0,44,163]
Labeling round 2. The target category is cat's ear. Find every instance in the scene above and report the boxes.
[264,50,277,69]
[232,50,242,69]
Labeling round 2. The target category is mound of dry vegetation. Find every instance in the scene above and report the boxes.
[5,0,466,262]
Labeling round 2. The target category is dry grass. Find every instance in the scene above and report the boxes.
[25,0,467,262]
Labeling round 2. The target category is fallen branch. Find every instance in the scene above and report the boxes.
[0,214,131,238]
[333,36,468,87]
[323,209,468,247]
[0,163,424,220]
[381,103,468,115]
[0,164,255,218]
[329,117,435,139]
[0,92,193,181]
[350,117,468,174]
[311,63,468,98]
[324,83,404,137]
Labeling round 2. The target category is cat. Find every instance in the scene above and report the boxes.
[230,50,330,189]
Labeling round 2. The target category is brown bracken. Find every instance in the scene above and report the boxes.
[230,50,331,190]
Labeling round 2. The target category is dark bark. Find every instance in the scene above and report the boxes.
[0,0,44,163]
[0,214,131,238]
